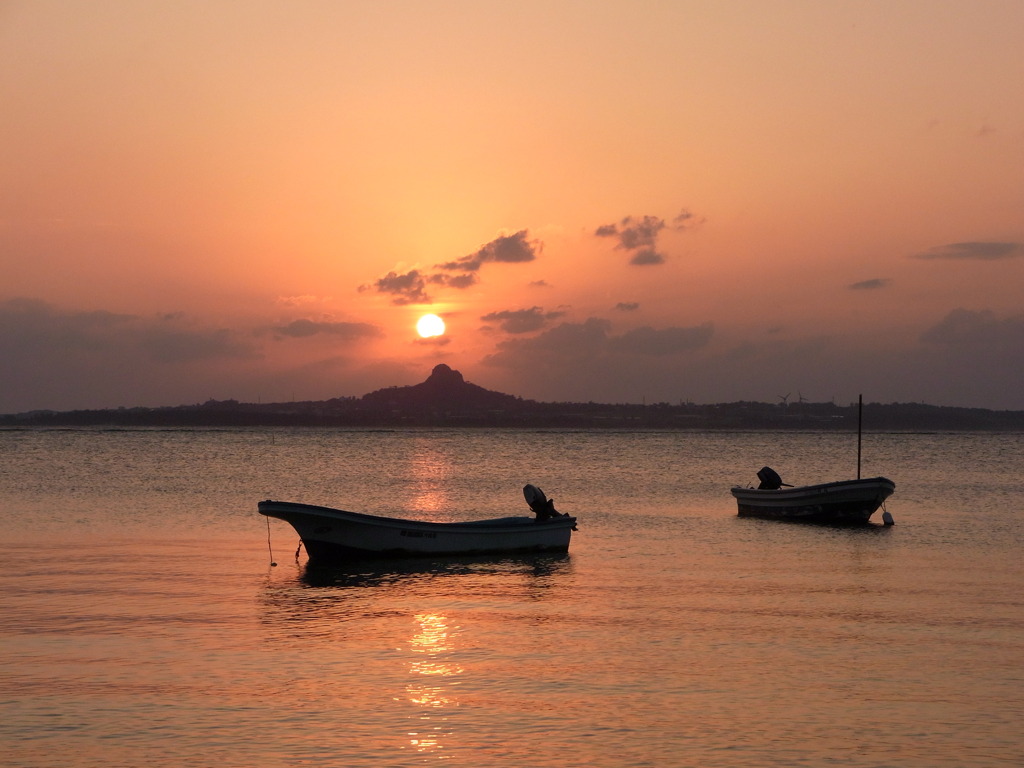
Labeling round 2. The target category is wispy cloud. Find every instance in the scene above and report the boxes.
[361,269,432,305]
[629,249,665,266]
[363,232,540,305]
[913,242,1021,260]
[484,317,714,367]
[272,319,381,340]
[0,298,257,363]
[672,209,703,230]
[595,209,701,266]
[415,335,450,346]
[276,295,333,307]
[595,215,666,265]
[480,306,566,334]
[430,273,478,290]
[0,297,402,411]
[436,230,540,272]
[920,307,1024,346]
[609,324,714,355]
[596,215,664,250]
[849,278,891,290]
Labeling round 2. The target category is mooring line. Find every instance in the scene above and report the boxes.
[266,515,277,567]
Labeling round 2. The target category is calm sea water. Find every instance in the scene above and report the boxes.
[1,428,1022,767]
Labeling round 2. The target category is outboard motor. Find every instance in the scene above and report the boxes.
[524,483,559,521]
[756,466,784,490]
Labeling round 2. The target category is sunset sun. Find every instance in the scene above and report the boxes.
[416,313,446,338]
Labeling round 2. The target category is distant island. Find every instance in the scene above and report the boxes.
[3,363,1023,431]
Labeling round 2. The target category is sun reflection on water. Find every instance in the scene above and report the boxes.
[403,440,456,518]
[403,613,463,756]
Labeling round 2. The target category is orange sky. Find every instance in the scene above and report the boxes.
[2,1,1023,412]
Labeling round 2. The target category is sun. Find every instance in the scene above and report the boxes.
[416,313,446,338]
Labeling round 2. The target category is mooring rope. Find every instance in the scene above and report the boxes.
[266,516,277,567]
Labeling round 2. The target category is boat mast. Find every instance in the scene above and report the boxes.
[857,393,862,480]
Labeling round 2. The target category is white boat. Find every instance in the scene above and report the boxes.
[731,396,896,525]
[259,485,576,561]
[731,472,896,524]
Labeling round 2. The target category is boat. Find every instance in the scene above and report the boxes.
[731,469,896,524]
[730,395,896,525]
[259,484,577,561]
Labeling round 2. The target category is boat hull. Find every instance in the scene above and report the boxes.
[730,477,895,524]
[259,500,576,561]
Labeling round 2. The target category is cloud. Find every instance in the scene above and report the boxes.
[485,318,613,365]
[272,319,382,340]
[672,209,703,230]
[0,298,256,363]
[913,242,1021,260]
[478,317,718,405]
[901,308,1024,408]
[615,302,640,312]
[415,335,451,346]
[365,231,538,305]
[609,324,714,355]
[0,298,266,411]
[849,278,891,290]
[595,215,665,251]
[480,306,566,334]
[276,295,332,307]
[920,308,1024,346]
[474,310,1023,410]
[363,269,432,305]
[595,212,701,266]
[630,249,665,266]
[484,317,714,368]
[140,326,256,364]
[436,230,540,272]
[429,272,478,289]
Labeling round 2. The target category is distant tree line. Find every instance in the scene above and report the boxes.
[3,397,1023,431]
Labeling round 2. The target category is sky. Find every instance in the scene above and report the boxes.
[2,0,1023,413]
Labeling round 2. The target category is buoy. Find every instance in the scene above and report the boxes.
[882,509,894,526]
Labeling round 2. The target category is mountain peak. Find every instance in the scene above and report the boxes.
[359,363,519,412]
[425,363,464,387]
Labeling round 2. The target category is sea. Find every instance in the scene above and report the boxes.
[1,427,1022,768]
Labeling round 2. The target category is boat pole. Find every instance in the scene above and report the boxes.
[857,393,862,480]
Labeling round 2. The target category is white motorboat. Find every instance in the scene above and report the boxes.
[259,484,576,561]
[731,470,895,524]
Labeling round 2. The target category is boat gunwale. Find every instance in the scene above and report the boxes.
[730,476,895,499]
[258,499,576,532]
